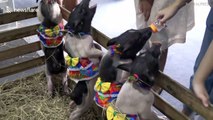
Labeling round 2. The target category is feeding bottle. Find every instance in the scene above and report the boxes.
[149,19,166,33]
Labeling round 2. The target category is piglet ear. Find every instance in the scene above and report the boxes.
[79,0,90,10]
[86,6,97,21]
[117,63,132,72]
[88,5,97,19]
[107,38,117,47]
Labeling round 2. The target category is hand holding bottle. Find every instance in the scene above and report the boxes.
[149,19,166,33]
[156,0,190,24]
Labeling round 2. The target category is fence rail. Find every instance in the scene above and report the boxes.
[0,24,39,44]
[0,56,45,78]
[0,41,41,61]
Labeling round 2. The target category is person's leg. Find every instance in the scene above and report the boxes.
[182,8,213,116]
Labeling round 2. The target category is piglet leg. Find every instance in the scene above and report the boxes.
[62,73,69,95]
[46,74,54,97]
[69,77,97,120]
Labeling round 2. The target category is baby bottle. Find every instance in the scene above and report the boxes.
[149,19,166,33]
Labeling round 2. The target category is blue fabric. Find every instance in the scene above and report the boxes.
[184,8,213,113]
[190,8,213,102]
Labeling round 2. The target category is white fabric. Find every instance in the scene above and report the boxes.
[134,0,195,50]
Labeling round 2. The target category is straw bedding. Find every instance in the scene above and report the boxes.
[0,72,102,120]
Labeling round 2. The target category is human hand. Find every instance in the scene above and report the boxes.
[139,0,153,21]
[193,79,210,107]
[156,3,179,24]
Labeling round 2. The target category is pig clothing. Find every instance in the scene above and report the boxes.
[37,23,64,48]
[109,44,123,56]
[183,8,213,117]
[65,56,99,81]
[134,0,195,50]
[106,103,138,120]
[94,77,123,109]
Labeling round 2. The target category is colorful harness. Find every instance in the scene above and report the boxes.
[109,44,122,56]
[94,77,123,109]
[129,74,151,90]
[37,23,64,48]
[65,56,99,81]
[104,74,150,120]
[66,25,89,36]
[106,103,138,120]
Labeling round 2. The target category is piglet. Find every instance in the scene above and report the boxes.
[100,28,153,83]
[63,0,103,119]
[36,0,68,97]
[106,44,168,120]
[94,28,153,110]
[107,28,152,59]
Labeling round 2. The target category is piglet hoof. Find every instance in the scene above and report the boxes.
[63,88,70,96]
[69,111,79,120]
[69,101,77,108]
[47,89,53,97]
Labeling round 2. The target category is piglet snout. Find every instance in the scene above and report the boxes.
[139,27,152,40]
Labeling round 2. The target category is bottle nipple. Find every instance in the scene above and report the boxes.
[150,19,166,33]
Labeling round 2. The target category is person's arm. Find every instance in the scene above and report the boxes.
[193,40,213,107]
[139,0,154,21]
[156,0,192,24]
